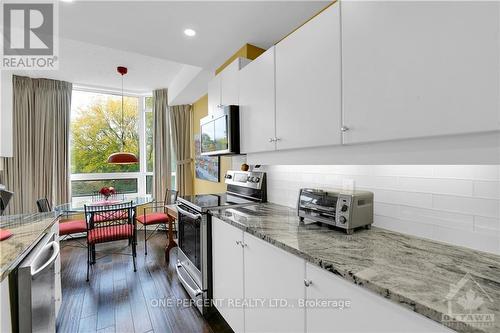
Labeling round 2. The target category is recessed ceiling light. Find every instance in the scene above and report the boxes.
[184,29,196,37]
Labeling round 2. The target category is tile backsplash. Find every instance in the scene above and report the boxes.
[261,165,500,254]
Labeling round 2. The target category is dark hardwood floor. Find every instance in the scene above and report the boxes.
[57,232,232,333]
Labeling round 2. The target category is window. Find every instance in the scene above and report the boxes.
[145,96,154,173]
[70,89,153,200]
[71,90,140,173]
[71,178,138,197]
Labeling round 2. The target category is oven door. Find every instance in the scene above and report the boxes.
[177,203,203,290]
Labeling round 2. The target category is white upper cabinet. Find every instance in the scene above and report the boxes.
[341,1,500,144]
[207,75,221,115]
[239,47,276,154]
[221,59,242,106]
[208,57,250,115]
[275,3,342,151]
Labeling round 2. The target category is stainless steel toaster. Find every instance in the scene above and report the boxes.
[297,188,374,234]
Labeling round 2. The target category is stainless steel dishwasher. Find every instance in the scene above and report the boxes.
[17,230,60,333]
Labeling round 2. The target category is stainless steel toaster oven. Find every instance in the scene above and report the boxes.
[297,188,374,234]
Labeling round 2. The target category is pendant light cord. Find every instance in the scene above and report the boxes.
[121,73,124,151]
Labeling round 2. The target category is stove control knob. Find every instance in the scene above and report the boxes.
[225,174,232,179]
[341,205,348,212]
[339,216,347,224]
[247,177,252,182]
[255,177,260,182]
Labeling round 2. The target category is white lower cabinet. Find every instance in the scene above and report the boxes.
[305,263,452,333]
[212,219,245,333]
[212,218,451,333]
[243,232,305,333]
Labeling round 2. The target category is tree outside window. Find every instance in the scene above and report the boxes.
[71,91,140,173]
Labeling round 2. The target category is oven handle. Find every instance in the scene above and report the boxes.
[176,262,203,297]
[177,205,202,220]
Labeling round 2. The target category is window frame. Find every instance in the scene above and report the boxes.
[70,85,153,199]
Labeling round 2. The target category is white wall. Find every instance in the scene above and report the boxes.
[168,64,213,105]
[262,165,500,255]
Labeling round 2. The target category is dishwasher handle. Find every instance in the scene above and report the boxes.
[31,241,60,277]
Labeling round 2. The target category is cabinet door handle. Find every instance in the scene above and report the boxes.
[241,242,247,247]
[341,126,349,132]
[236,240,241,246]
[275,137,281,141]
[304,279,312,287]
[268,138,275,143]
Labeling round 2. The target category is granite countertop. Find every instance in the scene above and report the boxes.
[0,212,59,281]
[209,203,500,333]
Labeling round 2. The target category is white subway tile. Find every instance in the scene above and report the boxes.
[374,202,399,218]
[432,195,500,218]
[265,165,500,254]
[346,175,395,189]
[432,165,499,181]
[473,181,500,199]
[311,173,330,185]
[324,174,342,187]
[399,206,473,231]
[374,216,434,239]
[374,189,433,208]
[474,216,500,231]
[371,165,434,177]
[430,225,499,254]
[330,165,373,176]
[398,177,473,196]
[370,176,400,189]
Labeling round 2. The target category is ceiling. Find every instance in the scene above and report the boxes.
[59,1,330,71]
[5,38,184,93]
[4,1,330,98]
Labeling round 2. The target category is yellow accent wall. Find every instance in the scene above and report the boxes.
[215,43,265,75]
[191,94,232,194]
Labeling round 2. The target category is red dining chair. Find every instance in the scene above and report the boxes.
[136,189,177,255]
[37,198,87,244]
[84,201,137,281]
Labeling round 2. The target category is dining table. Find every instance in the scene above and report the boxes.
[54,195,154,214]
[54,195,178,261]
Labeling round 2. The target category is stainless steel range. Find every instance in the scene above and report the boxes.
[175,170,266,315]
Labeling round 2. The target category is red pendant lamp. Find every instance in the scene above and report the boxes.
[107,66,139,165]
